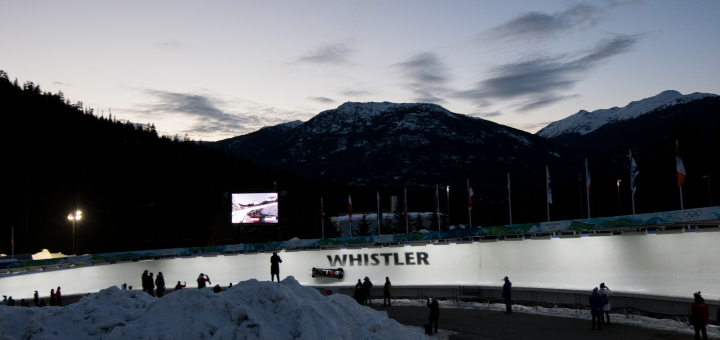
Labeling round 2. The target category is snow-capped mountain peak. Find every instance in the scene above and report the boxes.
[536,90,717,139]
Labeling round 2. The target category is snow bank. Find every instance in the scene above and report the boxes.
[32,249,68,260]
[0,276,430,340]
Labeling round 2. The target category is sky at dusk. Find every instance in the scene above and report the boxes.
[2,1,719,141]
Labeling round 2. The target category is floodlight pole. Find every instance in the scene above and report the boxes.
[704,174,712,207]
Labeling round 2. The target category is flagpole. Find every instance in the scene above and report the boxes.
[377,192,382,236]
[629,150,636,215]
[321,198,324,239]
[545,166,550,222]
[507,173,513,225]
[468,179,472,229]
[436,184,441,231]
[546,166,551,222]
[404,188,409,233]
[680,187,684,211]
[11,227,14,260]
[585,159,591,218]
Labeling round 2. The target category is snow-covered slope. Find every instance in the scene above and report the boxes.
[0,277,429,340]
[536,90,718,139]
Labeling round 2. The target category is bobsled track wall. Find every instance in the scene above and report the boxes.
[2,231,720,306]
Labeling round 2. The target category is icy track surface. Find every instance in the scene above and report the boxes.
[385,298,720,339]
[0,277,431,340]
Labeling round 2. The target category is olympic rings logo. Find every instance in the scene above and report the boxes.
[683,210,703,221]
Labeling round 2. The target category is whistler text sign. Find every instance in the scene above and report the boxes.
[327,252,429,266]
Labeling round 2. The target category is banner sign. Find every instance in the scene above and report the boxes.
[2,206,719,270]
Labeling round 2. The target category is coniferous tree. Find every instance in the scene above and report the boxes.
[410,212,424,232]
[425,212,439,231]
[353,214,373,237]
[322,213,342,238]
[439,213,451,230]
[391,199,408,233]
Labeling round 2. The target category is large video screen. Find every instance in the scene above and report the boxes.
[231,192,279,224]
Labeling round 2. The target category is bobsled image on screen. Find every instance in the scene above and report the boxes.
[231,193,279,224]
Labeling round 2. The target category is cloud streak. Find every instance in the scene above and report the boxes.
[127,89,307,140]
[394,52,451,103]
[488,4,602,40]
[308,96,336,103]
[298,43,353,64]
[456,35,640,111]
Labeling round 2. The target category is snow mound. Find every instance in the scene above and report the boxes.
[32,248,69,260]
[0,276,428,340]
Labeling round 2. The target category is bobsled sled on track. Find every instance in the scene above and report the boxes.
[312,267,344,279]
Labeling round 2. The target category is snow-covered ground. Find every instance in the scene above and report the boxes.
[0,277,435,340]
[381,298,720,339]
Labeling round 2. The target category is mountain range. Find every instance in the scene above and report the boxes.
[536,90,717,141]
[209,102,572,192]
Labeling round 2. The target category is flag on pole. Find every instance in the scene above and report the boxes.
[630,153,639,193]
[320,198,325,226]
[10,227,14,255]
[434,184,440,213]
[546,166,553,204]
[676,141,686,187]
[467,180,474,209]
[377,191,382,225]
[348,195,353,224]
[585,160,592,196]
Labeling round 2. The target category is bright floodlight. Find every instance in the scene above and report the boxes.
[67,214,73,220]
[76,210,82,216]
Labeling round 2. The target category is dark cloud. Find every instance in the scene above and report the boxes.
[394,52,451,103]
[488,4,601,40]
[129,89,306,140]
[516,94,580,112]
[478,111,503,118]
[308,96,336,103]
[456,35,640,110]
[411,89,446,104]
[340,90,372,97]
[395,52,449,85]
[298,43,353,64]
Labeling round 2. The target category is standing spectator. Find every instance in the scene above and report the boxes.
[599,283,611,325]
[589,287,604,330]
[354,279,365,305]
[141,270,150,294]
[427,297,439,334]
[690,292,709,340]
[271,251,282,282]
[2,295,7,306]
[33,291,39,306]
[155,272,166,298]
[383,277,392,306]
[7,296,14,306]
[56,287,62,306]
[148,273,155,297]
[197,273,211,289]
[49,289,56,306]
[363,277,373,305]
[502,276,512,314]
[175,281,186,291]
